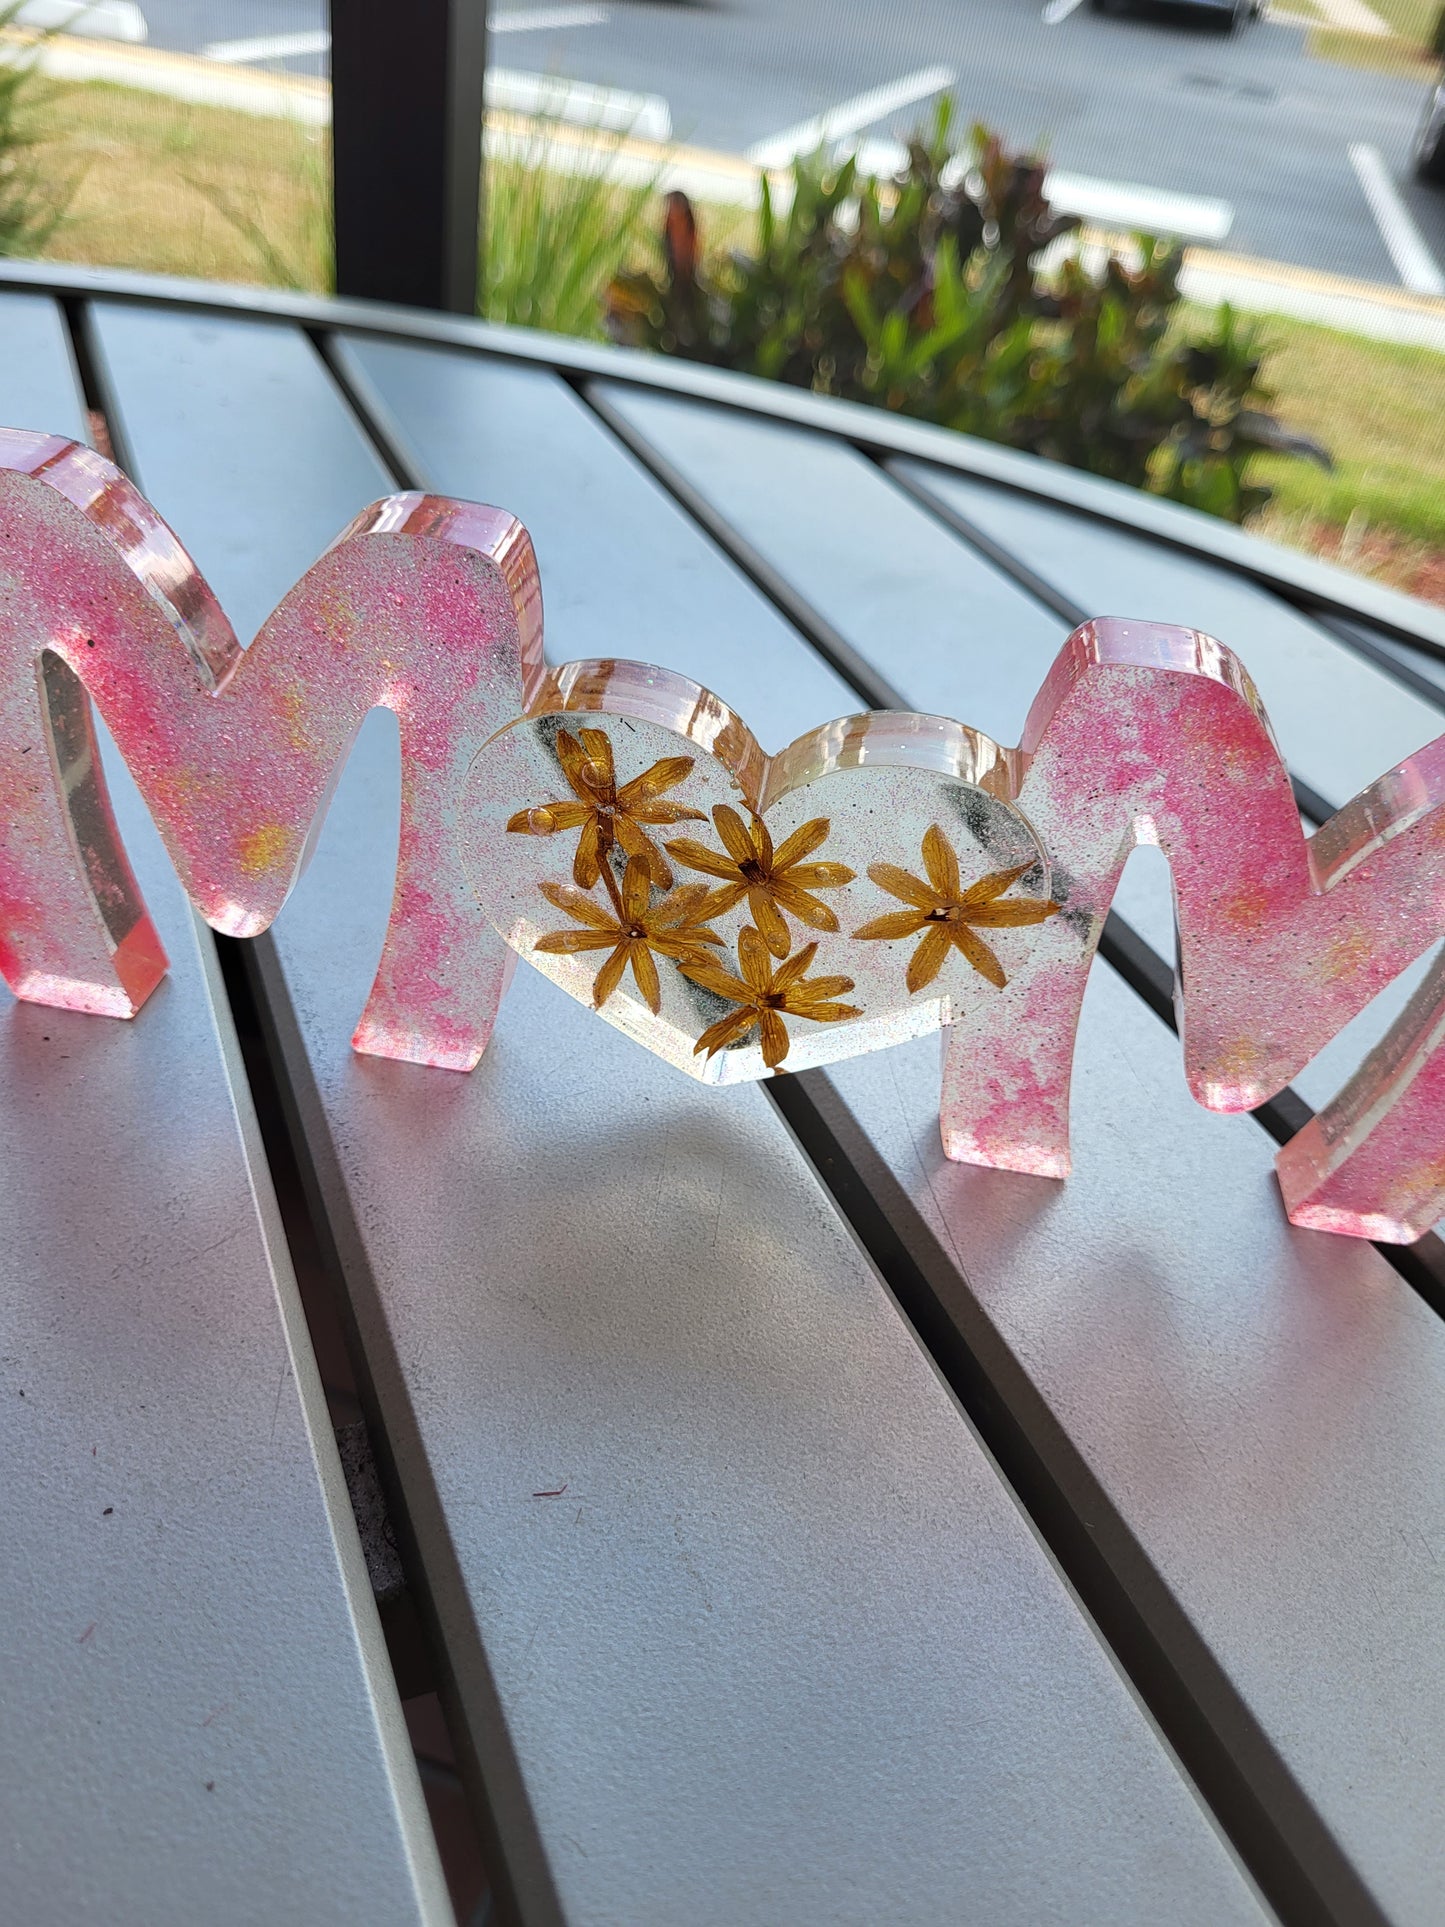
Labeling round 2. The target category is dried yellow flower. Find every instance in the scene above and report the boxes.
[508,726,704,889]
[854,824,1057,993]
[666,805,854,959]
[533,855,723,1014]
[680,926,860,1070]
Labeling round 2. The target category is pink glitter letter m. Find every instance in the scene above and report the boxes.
[0,430,541,1068]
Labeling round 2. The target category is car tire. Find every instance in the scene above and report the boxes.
[1417,97,1445,185]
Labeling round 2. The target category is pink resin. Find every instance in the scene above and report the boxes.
[946,617,1445,1241]
[0,430,540,1067]
[3,432,1443,1243]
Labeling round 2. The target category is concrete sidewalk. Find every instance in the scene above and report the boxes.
[5,25,1443,354]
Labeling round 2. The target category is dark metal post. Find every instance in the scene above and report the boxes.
[329,0,488,313]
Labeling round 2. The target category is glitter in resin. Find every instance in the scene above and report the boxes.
[4,430,1445,1245]
[0,429,540,1068]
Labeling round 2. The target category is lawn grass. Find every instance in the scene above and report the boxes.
[1307,24,1437,74]
[1359,0,1439,47]
[23,79,331,287]
[1238,310,1445,546]
[9,74,1445,600]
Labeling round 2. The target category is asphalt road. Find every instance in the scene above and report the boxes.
[133,0,1445,287]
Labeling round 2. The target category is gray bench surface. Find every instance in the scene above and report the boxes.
[6,259,1445,1926]
[0,291,449,1926]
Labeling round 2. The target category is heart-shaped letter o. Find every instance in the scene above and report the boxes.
[461,659,1059,1084]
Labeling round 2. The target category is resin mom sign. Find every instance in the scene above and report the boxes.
[3,426,1444,1245]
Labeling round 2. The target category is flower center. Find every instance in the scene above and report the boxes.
[929,904,963,924]
[740,857,767,884]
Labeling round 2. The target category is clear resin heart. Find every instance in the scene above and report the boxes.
[461,659,1059,1083]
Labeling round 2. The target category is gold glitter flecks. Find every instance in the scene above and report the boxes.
[238,823,293,878]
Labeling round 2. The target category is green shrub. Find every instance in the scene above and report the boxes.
[482,116,658,338]
[605,104,1327,523]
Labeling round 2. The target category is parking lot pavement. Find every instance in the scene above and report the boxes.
[98,0,1445,289]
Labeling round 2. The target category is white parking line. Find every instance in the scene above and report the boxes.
[202,31,329,64]
[492,5,610,27]
[202,10,606,66]
[1042,0,1087,23]
[1048,171,1234,241]
[745,66,955,167]
[1349,143,1445,296]
[487,70,670,140]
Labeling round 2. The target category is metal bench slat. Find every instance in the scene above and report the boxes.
[0,303,446,1921]
[582,384,1445,1926]
[899,464,1441,806]
[221,329,1273,1924]
[0,290,89,443]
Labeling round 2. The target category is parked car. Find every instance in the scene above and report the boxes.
[1417,78,1445,185]
[1090,0,1259,27]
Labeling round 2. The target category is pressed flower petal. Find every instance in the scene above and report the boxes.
[785,972,854,1002]
[960,861,1034,906]
[538,882,617,928]
[922,824,960,898]
[854,907,929,941]
[664,839,740,882]
[751,813,774,868]
[786,860,854,888]
[695,1008,759,1058]
[653,931,723,960]
[630,941,662,1014]
[697,881,747,919]
[771,942,819,990]
[966,897,1058,928]
[615,814,671,886]
[649,881,711,927]
[770,882,838,932]
[507,803,580,835]
[629,799,707,826]
[544,801,593,832]
[737,925,775,993]
[786,999,861,1024]
[591,943,630,1006]
[867,862,939,910]
[577,728,615,789]
[617,856,650,923]
[556,730,594,799]
[678,959,755,1002]
[954,925,1007,988]
[573,814,605,888]
[906,922,953,993]
[749,889,792,959]
[712,804,757,867]
[770,817,831,870]
[759,1008,790,1069]
[617,755,695,804]
[533,929,619,954]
